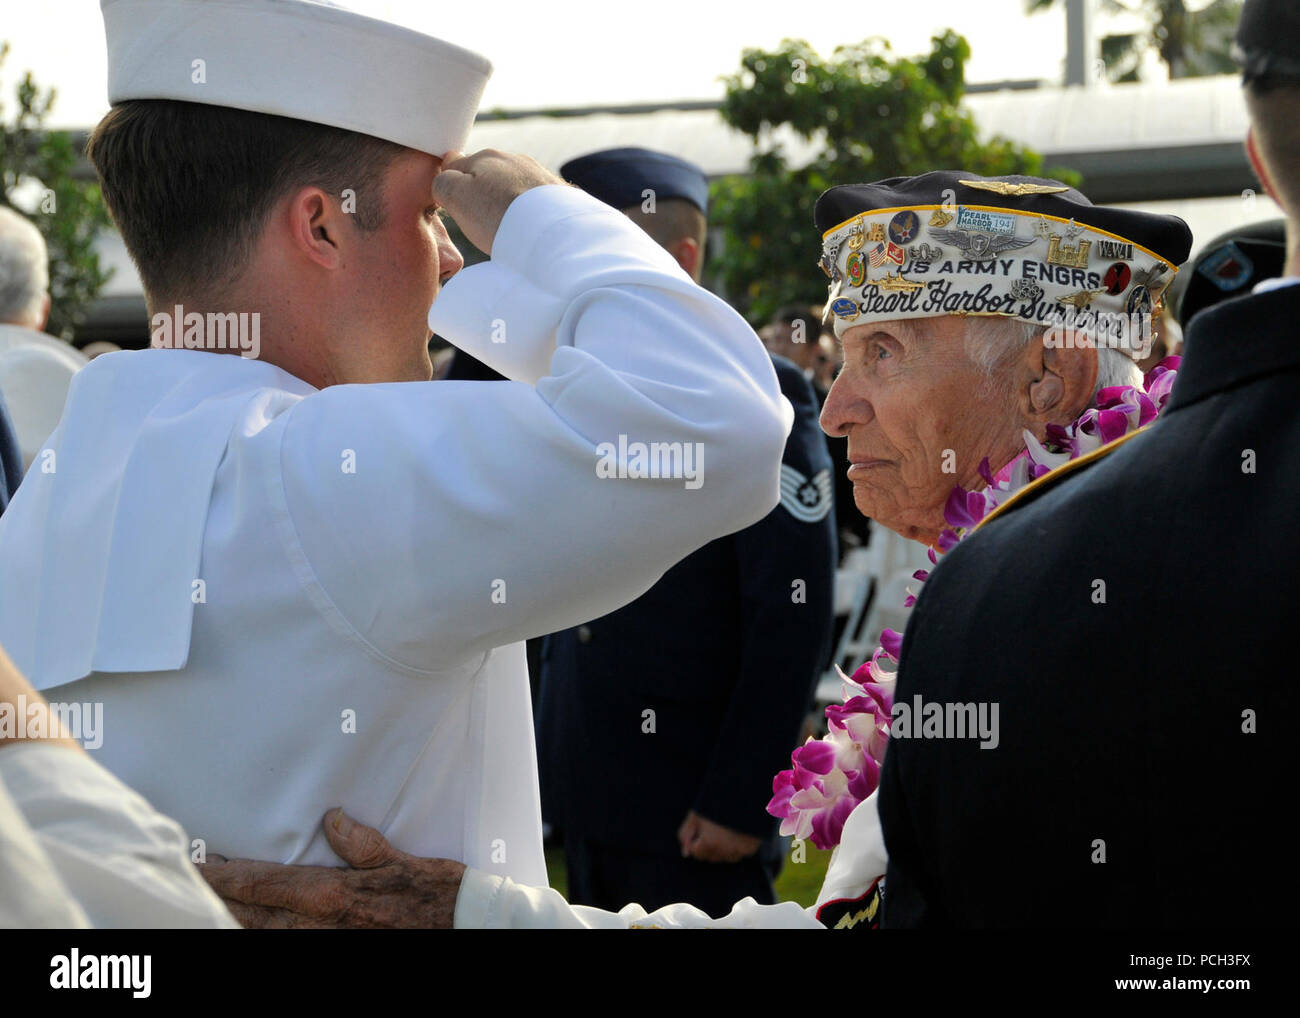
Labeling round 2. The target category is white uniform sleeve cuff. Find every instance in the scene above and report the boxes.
[453,864,823,929]
[453,865,506,928]
[428,184,690,386]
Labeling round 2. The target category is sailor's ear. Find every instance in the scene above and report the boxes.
[1021,328,1098,436]
[284,185,347,270]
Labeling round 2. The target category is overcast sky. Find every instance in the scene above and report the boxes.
[0,0,1125,128]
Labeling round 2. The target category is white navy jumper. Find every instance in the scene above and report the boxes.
[0,185,791,888]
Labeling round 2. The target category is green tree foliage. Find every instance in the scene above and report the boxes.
[0,42,112,339]
[710,33,1064,324]
[1028,0,1243,82]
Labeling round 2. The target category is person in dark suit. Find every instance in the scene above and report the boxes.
[537,147,837,917]
[878,0,1296,927]
[1176,218,1286,330]
[0,392,22,516]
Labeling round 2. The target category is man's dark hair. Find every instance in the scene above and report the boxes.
[772,304,821,342]
[86,100,407,308]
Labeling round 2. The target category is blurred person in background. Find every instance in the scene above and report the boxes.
[1175,217,1286,330]
[0,205,87,470]
[535,147,836,917]
[1142,218,1287,372]
[0,394,22,516]
[814,327,841,394]
[764,303,822,378]
[78,340,123,360]
[767,303,869,558]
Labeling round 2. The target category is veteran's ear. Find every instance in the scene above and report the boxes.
[1023,330,1098,429]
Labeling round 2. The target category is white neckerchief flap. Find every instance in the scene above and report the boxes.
[0,350,315,691]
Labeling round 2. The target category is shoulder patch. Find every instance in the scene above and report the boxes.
[816,877,883,930]
[780,464,833,522]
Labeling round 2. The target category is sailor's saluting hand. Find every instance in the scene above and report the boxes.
[433,149,565,256]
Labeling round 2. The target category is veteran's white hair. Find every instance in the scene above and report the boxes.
[0,205,49,326]
[964,316,1143,408]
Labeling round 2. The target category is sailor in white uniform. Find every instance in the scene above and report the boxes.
[0,0,790,893]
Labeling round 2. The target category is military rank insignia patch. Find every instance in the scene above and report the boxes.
[780,465,833,522]
[816,877,884,930]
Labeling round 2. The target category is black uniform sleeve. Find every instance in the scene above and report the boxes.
[877,576,946,928]
[691,356,837,837]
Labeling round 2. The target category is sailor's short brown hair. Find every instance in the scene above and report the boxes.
[86,99,406,308]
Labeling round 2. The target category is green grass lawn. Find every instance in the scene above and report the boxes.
[545,839,833,912]
[773,841,834,907]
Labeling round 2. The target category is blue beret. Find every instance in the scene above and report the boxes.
[559,147,709,215]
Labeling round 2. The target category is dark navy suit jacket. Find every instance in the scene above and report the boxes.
[880,284,1299,927]
[537,355,837,855]
[0,391,23,516]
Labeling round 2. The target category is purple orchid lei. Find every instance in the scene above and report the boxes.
[767,356,1181,850]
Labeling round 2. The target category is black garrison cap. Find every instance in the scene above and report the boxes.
[1236,0,1300,84]
[559,147,709,215]
[814,170,1193,338]
[815,171,1192,265]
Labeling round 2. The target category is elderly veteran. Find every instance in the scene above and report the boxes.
[813,171,1188,546]
[204,172,1191,929]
